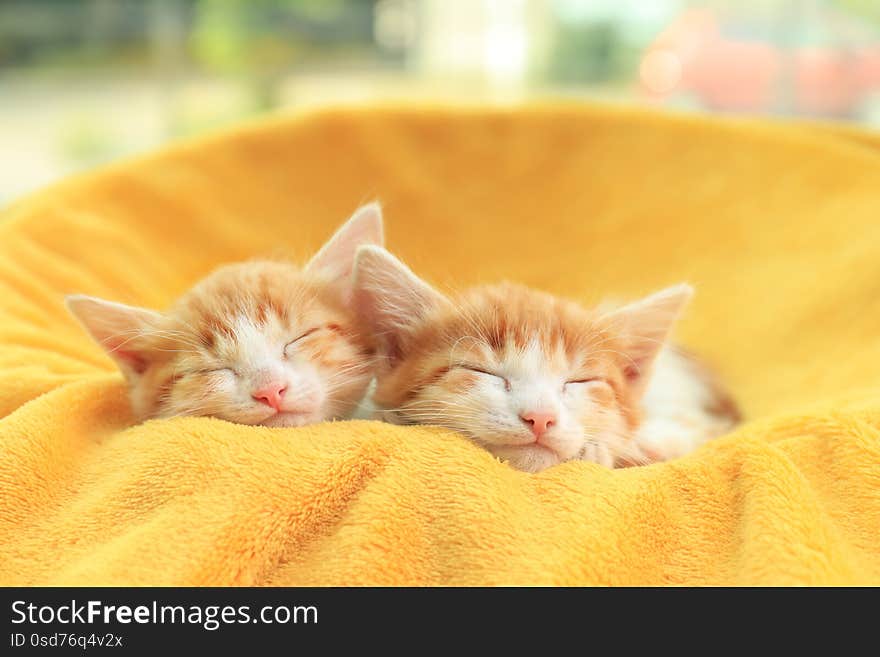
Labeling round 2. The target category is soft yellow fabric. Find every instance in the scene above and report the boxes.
[1,104,879,586]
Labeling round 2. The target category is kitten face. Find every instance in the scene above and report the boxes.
[132,262,374,426]
[353,246,691,473]
[66,203,382,426]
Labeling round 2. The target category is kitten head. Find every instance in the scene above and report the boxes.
[353,246,691,473]
[66,203,383,427]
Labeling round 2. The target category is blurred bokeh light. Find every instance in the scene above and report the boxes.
[2,0,879,203]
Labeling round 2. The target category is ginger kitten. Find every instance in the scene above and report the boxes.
[353,246,739,472]
[66,203,383,427]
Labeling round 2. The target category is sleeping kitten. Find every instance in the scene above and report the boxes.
[352,246,739,472]
[66,203,382,427]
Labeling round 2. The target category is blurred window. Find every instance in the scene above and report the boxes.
[2,0,879,203]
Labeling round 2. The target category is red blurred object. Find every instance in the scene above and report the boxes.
[642,9,880,117]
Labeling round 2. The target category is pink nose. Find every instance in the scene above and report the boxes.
[520,411,556,439]
[252,382,287,410]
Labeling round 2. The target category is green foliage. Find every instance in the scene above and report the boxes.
[547,22,637,84]
[190,0,352,73]
[834,0,880,24]
[58,116,118,165]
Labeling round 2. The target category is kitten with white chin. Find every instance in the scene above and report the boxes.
[66,203,383,427]
[352,246,740,473]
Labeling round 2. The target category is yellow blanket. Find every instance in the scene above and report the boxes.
[1,105,879,586]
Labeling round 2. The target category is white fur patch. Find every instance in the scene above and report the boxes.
[635,346,735,461]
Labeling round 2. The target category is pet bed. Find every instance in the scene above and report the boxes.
[1,105,878,585]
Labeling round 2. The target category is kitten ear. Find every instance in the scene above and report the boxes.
[304,202,385,288]
[600,283,693,394]
[353,245,447,365]
[65,294,163,382]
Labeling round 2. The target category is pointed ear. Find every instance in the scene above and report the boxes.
[600,284,693,394]
[352,245,447,366]
[304,202,385,290]
[65,294,163,381]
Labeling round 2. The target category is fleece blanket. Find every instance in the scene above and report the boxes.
[1,105,879,586]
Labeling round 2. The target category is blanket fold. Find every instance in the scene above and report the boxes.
[1,104,878,585]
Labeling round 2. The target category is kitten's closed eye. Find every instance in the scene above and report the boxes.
[283,327,323,355]
[454,363,511,391]
[454,363,603,392]
[199,367,237,376]
[564,377,604,386]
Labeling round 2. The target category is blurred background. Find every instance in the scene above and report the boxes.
[2,0,880,204]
